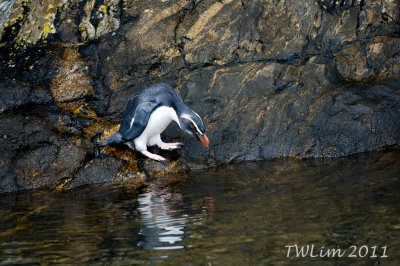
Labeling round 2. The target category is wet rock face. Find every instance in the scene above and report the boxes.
[0,0,399,192]
[180,60,400,163]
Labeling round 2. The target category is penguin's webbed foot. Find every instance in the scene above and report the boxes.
[141,150,166,161]
[156,142,183,150]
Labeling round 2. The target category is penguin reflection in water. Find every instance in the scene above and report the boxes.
[98,83,209,161]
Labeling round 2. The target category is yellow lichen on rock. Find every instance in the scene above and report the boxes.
[106,145,136,163]
[84,123,106,139]
[78,0,121,41]
[97,124,120,143]
[73,104,100,120]
[98,4,107,13]
[3,0,67,48]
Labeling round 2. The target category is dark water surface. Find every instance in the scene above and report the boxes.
[1,151,399,265]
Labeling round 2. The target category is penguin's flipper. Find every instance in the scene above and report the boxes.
[122,101,159,141]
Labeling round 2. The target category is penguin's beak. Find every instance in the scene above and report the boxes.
[198,134,210,147]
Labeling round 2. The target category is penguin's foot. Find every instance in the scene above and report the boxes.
[156,142,183,150]
[141,150,166,161]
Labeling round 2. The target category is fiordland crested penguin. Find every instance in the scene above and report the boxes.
[98,83,209,161]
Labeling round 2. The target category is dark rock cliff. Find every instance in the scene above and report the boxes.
[0,0,399,193]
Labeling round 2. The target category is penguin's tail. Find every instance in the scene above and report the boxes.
[96,132,123,146]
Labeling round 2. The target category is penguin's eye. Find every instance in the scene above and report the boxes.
[190,125,195,131]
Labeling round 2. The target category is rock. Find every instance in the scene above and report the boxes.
[0,107,93,191]
[66,157,124,189]
[0,151,17,193]
[179,59,400,161]
[46,143,88,181]
[0,0,68,70]
[14,145,59,190]
[0,81,52,114]
[0,0,15,37]
[78,0,121,41]
[0,0,399,193]
[49,46,94,103]
[332,36,400,82]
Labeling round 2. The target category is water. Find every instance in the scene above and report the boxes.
[0,150,399,265]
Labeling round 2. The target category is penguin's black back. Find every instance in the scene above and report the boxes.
[118,83,184,138]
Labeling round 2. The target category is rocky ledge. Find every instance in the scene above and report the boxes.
[0,0,399,193]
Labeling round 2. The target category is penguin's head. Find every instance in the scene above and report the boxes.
[179,111,209,147]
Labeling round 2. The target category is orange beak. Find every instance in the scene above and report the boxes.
[198,134,210,147]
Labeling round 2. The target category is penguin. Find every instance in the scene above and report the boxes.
[98,83,209,161]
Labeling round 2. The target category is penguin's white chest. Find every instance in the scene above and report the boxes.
[133,106,179,151]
